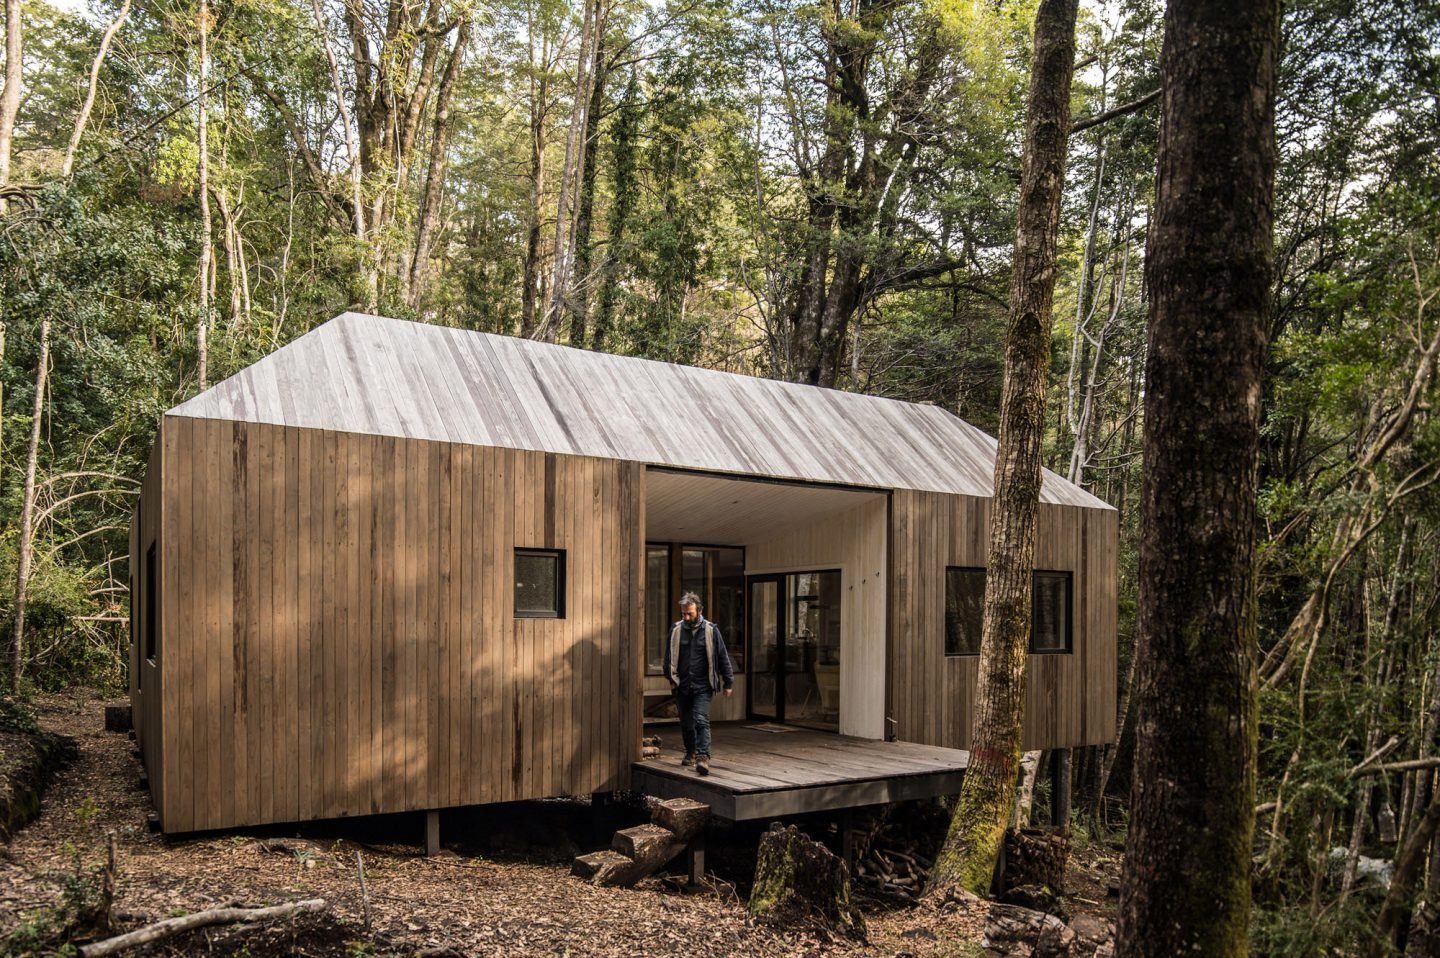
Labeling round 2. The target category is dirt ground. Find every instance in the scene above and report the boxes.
[0,692,1118,956]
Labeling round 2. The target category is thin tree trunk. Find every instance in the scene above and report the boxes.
[0,0,19,188]
[406,19,469,309]
[591,72,637,352]
[196,0,211,390]
[63,0,131,177]
[214,187,243,326]
[1374,798,1440,958]
[567,32,607,348]
[311,0,375,311]
[1115,0,1278,953]
[519,24,550,338]
[541,0,600,340]
[9,317,50,692]
[927,0,1078,898]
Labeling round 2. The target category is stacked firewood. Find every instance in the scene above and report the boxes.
[854,833,934,900]
[640,734,662,760]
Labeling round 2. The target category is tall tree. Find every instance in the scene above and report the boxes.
[9,317,50,691]
[1115,0,1279,954]
[0,0,18,187]
[927,0,1078,896]
[197,0,212,389]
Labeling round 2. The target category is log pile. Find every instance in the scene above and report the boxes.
[1000,827,1069,894]
[853,819,936,901]
[640,734,662,760]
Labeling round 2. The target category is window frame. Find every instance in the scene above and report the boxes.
[941,566,1076,657]
[514,548,566,619]
[145,542,158,663]
[1030,570,1073,654]
[943,566,986,657]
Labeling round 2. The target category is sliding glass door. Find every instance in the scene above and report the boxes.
[746,570,842,730]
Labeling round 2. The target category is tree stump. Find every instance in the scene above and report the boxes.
[748,823,865,941]
[103,705,132,733]
[1001,826,1069,893]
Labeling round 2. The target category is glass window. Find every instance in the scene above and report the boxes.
[942,568,1074,655]
[944,567,985,656]
[646,545,670,675]
[145,543,157,662]
[1032,571,1072,652]
[681,547,746,671]
[515,549,564,618]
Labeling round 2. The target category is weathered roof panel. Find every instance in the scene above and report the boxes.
[168,312,1112,508]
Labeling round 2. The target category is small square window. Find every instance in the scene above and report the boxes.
[944,567,986,656]
[1031,571,1072,653]
[515,549,565,618]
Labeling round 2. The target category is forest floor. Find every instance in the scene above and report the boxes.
[0,691,1121,956]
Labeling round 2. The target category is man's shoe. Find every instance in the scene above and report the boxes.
[681,752,695,767]
[696,756,710,776]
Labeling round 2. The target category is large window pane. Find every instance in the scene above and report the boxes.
[785,570,841,728]
[646,545,670,675]
[945,567,985,656]
[1032,571,1072,652]
[681,547,746,671]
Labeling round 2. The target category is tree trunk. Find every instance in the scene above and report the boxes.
[541,0,601,341]
[591,72,638,352]
[1114,0,1278,954]
[406,19,469,309]
[311,0,375,311]
[567,33,607,348]
[519,27,550,338]
[927,0,1077,898]
[0,0,19,188]
[1374,798,1440,958]
[9,317,50,692]
[196,0,211,390]
[63,0,130,177]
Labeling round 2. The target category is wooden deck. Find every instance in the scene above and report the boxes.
[630,723,969,820]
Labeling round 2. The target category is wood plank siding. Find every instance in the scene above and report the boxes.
[140,415,642,832]
[888,491,1118,750]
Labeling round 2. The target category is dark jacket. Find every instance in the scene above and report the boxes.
[663,617,734,694]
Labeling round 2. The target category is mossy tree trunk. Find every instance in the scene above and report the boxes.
[1114,0,1279,955]
[927,0,1077,899]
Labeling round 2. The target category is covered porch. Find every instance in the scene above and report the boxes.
[642,468,891,739]
[630,722,969,821]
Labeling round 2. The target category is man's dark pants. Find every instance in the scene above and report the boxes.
[676,687,714,757]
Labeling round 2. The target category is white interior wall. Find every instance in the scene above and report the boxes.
[746,497,888,739]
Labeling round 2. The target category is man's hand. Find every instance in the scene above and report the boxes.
[723,688,733,697]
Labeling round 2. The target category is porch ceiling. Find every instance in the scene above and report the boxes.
[645,468,884,545]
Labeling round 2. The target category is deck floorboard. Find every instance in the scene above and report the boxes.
[630,723,969,820]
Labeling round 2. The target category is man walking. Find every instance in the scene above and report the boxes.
[664,592,734,776]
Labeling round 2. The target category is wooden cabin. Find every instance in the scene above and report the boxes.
[129,312,1117,833]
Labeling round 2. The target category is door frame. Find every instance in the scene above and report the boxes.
[746,573,784,722]
[745,568,843,728]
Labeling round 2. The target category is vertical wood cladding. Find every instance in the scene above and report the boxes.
[150,415,640,832]
[888,491,1118,750]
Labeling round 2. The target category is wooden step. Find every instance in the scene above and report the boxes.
[571,849,632,882]
[652,798,709,842]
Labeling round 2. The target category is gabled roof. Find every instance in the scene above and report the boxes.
[168,312,1111,508]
